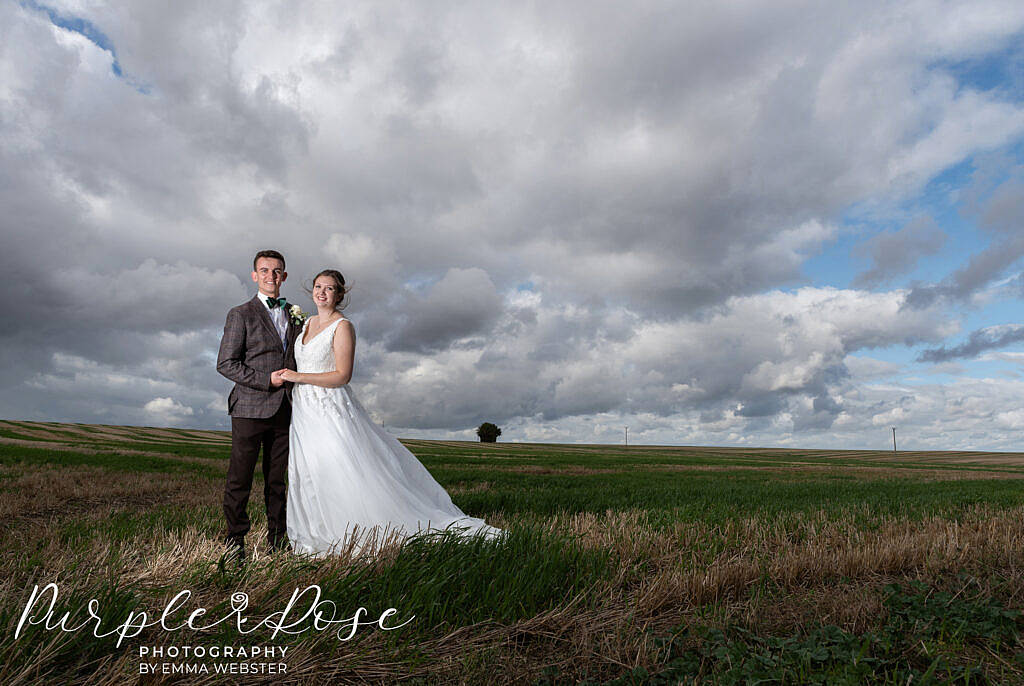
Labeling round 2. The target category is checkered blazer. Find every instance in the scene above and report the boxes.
[216,296,300,419]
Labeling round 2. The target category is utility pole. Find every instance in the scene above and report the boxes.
[892,427,897,454]
[624,426,628,446]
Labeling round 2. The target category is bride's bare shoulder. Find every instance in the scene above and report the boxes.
[332,317,355,339]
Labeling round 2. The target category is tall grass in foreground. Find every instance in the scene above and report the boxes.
[5,504,1024,683]
[3,423,1024,683]
[0,520,611,684]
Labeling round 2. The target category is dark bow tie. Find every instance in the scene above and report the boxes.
[266,296,288,309]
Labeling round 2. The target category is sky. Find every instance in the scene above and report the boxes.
[2,1,1024,449]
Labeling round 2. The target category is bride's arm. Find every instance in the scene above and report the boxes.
[278,321,355,388]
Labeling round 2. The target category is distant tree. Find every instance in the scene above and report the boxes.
[477,422,501,443]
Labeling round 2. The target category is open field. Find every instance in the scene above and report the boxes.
[3,420,1024,683]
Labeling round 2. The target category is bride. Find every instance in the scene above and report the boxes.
[275,269,502,556]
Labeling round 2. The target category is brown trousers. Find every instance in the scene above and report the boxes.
[224,402,290,545]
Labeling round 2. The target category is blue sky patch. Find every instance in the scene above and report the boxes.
[21,0,149,94]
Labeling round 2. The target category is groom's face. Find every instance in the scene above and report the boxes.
[252,257,287,297]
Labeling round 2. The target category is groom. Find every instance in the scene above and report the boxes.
[216,249,300,563]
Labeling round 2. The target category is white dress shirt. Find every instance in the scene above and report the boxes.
[256,291,289,346]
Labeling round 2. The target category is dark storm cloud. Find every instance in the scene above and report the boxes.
[791,393,844,432]
[736,395,788,418]
[917,324,1024,363]
[387,268,504,353]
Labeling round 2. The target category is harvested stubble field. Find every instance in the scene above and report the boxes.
[3,420,1024,684]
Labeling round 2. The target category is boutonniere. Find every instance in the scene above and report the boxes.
[288,305,310,326]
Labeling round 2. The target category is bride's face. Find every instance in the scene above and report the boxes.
[312,276,340,309]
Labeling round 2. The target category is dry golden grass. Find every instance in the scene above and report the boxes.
[446,481,493,495]
[0,421,230,446]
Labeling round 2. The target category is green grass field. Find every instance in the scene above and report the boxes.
[2,419,1024,684]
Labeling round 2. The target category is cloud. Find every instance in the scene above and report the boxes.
[51,259,250,332]
[386,267,504,353]
[918,323,1024,362]
[144,396,195,424]
[9,351,224,428]
[905,158,1024,307]
[472,374,1024,451]
[853,216,946,288]
[904,236,1024,308]
[359,286,953,431]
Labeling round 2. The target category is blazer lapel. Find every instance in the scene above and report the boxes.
[251,296,284,349]
[284,316,297,355]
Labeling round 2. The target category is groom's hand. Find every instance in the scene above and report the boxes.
[270,370,286,387]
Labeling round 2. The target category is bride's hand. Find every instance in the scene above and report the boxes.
[277,368,300,383]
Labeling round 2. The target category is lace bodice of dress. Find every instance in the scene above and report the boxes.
[295,317,346,374]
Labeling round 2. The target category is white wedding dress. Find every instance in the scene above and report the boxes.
[286,317,502,556]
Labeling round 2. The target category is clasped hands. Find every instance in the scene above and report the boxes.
[270,368,300,386]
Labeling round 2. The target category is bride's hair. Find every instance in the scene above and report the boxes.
[305,269,350,312]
